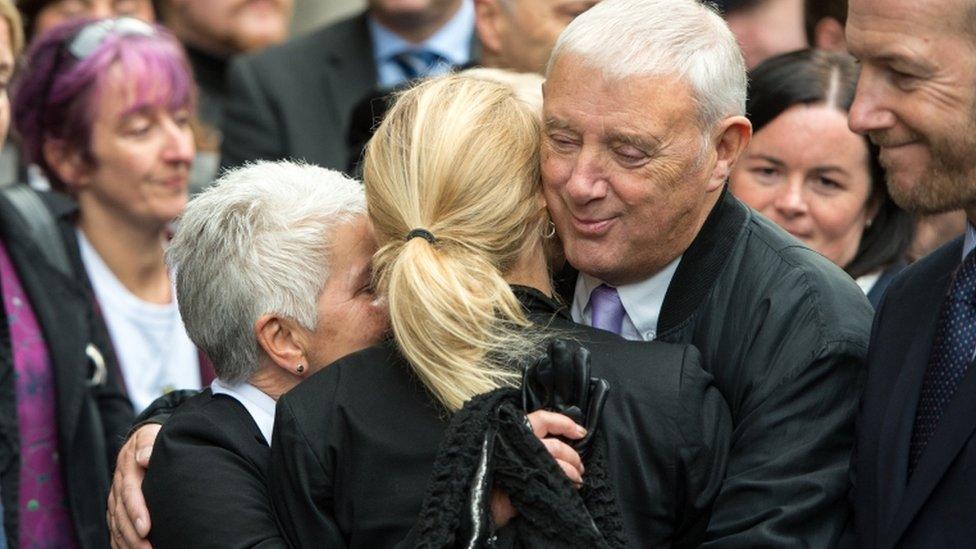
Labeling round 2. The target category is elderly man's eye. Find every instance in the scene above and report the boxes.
[547,134,579,151]
[614,146,647,164]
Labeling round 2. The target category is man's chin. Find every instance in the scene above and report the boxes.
[887,164,976,215]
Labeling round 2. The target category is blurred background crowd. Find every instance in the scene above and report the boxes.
[0,0,969,547]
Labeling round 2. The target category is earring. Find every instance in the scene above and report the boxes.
[542,220,556,239]
[296,364,305,374]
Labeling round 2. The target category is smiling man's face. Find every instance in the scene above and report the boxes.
[541,55,718,285]
[847,0,976,214]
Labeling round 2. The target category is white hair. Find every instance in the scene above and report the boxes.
[547,0,747,130]
[166,160,366,383]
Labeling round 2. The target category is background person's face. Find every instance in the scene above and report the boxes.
[368,0,458,23]
[169,0,293,55]
[724,0,806,69]
[847,0,976,215]
[479,0,598,74]
[304,216,388,373]
[72,66,194,227]
[34,0,154,38]
[731,104,874,269]
[0,17,13,148]
[541,56,715,286]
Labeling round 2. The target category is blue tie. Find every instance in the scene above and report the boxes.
[391,50,448,81]
[909,249,976,475]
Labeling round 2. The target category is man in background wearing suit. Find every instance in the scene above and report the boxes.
[545,0,872,544]
[219,0,476,172]
[845,0,976,546]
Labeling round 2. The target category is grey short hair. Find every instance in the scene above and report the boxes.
[166,161,366,383]
[546,0,747,131]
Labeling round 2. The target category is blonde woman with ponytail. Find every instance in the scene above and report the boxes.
[270,73,733,548]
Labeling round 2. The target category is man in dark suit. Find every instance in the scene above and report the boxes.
[219,0,477,172]
[544,0,872,545]
[845,0,976,545]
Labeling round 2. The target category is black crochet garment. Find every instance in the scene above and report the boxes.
[413,388,625,548]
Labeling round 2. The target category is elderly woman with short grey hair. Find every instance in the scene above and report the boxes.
[138,160,388,548]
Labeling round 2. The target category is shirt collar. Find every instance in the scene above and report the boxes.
[964,222,976,260]
[211,379,277,445]
[368,0,475,66]
[571,256,682,341]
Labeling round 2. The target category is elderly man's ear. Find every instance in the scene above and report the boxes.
[254,314,310,378]
[707,115,752,192]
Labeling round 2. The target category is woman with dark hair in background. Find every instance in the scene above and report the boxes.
[730,48,914,306]
[0,4,133,547]
[12,17,210,412]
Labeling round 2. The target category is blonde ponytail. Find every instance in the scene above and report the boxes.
[364,74,547,412]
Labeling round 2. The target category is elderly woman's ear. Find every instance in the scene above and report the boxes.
[254,314,311,377]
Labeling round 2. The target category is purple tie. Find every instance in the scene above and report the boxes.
[589,284,625,335]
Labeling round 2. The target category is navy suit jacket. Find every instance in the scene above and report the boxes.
[851,236,976,547]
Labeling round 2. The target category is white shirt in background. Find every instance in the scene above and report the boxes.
[77,230,200,412]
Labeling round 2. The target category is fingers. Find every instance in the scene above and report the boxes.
[132,424,161,467]
[107,425,159,548]
[527,409,586,440]
[555,458,583,486]
[541,437,584,476]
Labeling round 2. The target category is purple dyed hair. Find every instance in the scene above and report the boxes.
[12,17,195,191]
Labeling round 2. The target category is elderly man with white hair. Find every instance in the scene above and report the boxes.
[543,0,872,545]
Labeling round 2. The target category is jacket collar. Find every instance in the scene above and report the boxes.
[656,187,749,339]
[511,285,571,322]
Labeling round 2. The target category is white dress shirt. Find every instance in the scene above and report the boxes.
[211,379,277,445]
[571,257,682,341]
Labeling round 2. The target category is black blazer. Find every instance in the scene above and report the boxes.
[143,388,286,548]
[555,188,873,546]
[220,12,378,172]
[0,191,133,548]
[270,287,731,548]
[850,237,976,548]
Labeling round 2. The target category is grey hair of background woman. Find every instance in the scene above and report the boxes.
[547,0,747,133]
[166,160,367,383]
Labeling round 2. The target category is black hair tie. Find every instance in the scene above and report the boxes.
[406,228,436,243]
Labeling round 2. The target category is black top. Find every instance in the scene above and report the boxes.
[186,45,229,131]
[270,286,731,548]
[143,388,286,549]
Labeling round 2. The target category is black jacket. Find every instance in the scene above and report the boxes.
[555,189,873,547]
[143,389,286,549]
[270,287,731,548]
[0,191,133,548]
[849,237,976,548]
[220,12,378,172]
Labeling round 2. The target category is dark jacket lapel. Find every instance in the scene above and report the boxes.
[873,242,957,536]
[321,12,378,139]
[883,238,974,546]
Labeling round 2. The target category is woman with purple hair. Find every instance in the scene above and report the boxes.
[13,17,213,414]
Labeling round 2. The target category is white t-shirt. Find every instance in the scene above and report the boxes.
[77,230,200,412]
